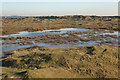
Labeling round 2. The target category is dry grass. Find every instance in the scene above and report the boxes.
[79,37,90,42]
[1,45,118,78]
[105,34,118,38]
[2,16,119,35]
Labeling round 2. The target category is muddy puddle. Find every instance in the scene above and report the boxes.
[1,28,119,57]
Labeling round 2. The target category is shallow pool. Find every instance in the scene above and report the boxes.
[1,28,119,57]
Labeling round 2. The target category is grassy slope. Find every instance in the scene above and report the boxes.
[2,45,118,78]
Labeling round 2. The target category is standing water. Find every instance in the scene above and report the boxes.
[1,28,118,57]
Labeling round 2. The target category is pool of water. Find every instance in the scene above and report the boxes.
[102,31,119,36]
[1,28,119,57]
[3,28,91,38]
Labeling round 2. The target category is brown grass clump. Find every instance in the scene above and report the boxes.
[16,36,23,39]
[109,30,114,33]
[100,35,104,38]
[61,33,67,35]
[90,36,100,41]
[49,31,61,32]
[9,37,16,40]
[82,31,90,34]
[105,41,116,44]
[26,41,33,45]
[105,34,118,38]
[2,37,9,40]
[79,37,90,42]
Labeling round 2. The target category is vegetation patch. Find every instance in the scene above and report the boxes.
[2,45,118,78]
[2,16,119,35]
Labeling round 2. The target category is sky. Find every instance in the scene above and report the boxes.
[1,1,119,16]
[1,0,119,2]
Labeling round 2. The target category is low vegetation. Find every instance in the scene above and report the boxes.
[1,45,118,78]
[1,15,119,79]
[2,15,119,35]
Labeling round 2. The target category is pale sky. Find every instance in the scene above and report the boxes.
[1,0,120,2]
[1,0,119,16]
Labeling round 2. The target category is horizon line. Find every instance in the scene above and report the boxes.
[2,14,118,17]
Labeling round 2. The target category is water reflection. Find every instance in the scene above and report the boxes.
[1,28,119,57]
[3,28,91,37]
